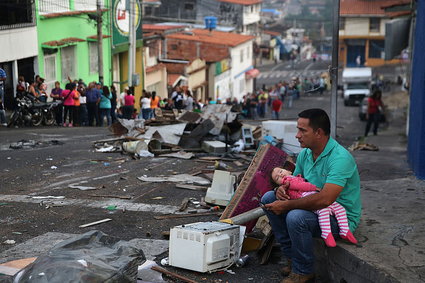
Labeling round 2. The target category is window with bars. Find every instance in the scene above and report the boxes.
[44,54,56,92]
[89,42,99,74]
[61,46,76,81]
[369,18,380,32]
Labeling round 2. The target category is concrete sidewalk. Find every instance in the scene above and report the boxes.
[319,112,425,282]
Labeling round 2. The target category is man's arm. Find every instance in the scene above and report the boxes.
[265,183,343,215]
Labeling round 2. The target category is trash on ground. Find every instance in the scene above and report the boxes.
[79,218,112,228]
[9,139,64,150]
[348,141,379,151]
[137,260,166,283]
[3,239,16,245]
[69,184,97,191]
[31,196,65,199]
[12,230,145,282]
[138,174,210,185]
[158,151,194,159]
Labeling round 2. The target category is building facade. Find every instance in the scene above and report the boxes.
[148,0,261,37]
[35,0,112,92]
[339,0,401,67]
[0,1,38,108]
[166,29,255,102]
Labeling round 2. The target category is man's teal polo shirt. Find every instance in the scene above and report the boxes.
[293,137,362,231]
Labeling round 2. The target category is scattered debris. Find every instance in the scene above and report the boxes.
[89,194,132,200]
[348,141,379,151]
[151,197,165,200]
[158,151,194,159]
[31,196,65,199]
[3,239,16,245]
[69,184,97,191]
[50,166,58,170]
[137,260,167,283]
[79,218,112,228]
[153,211,220,220]
[9,139,64,150]
[175,184,208,191]
[151,265,198,283]
[179,198,190,212]
[138,174,210,185]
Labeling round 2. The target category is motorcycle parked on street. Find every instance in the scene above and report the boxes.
[7,93,60,128]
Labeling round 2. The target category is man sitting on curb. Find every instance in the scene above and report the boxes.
[261,108,362,283]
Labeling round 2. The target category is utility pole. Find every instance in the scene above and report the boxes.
[128,0,136,87]
[96,0,104,84]
[330,0,340,138]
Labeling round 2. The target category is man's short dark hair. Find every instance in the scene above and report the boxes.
[298,108,331,136]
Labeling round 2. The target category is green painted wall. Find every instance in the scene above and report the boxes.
[35,0,112,86]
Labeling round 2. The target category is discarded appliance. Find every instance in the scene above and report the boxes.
[202,140,227,154]
[168,221,245,273]
[262,120,301,154]
[241,127,254,147]
[205,170,236,206]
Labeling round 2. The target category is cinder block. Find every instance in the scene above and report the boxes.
[202,140,227,153]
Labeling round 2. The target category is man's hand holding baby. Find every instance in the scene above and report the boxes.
[275,180,291,201]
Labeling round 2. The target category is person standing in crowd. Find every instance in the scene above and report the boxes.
[139,91,152,120]
[86,82,101,126]
[365,90,384,137]
[110,85,118,123]
[171,86,184,109]
[122,88,135,119]
[77,83,87,126]
[272,96,283,120]
[150,91,160,117]
[184,90,194,111]
[38,78,48,102]
[16,76,28,98]
[286,84,295,108]
[99,85,112,126]
[62,83,76,127]
[0,66,6,103]
[262,109,361,283]
[0,97,7,126]
[72,84,81,126]
[50,81,63,126]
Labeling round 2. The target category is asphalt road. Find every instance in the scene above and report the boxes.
[0,86,370,282]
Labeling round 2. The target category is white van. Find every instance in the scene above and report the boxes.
[342,67,372,106]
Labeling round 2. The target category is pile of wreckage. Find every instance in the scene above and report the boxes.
[93,104,263,159]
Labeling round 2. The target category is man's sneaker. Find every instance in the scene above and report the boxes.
[280,259,292,276]
[68,123,73,127]
[281,272,315,283]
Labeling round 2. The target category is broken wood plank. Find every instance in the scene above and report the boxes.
[154,212,220,220]
[199,156,222,161]
[92,137,127,144]
[151,266,199,283]
[79,218,112,228]
[89,194,132,200]
[175,184,208,191]
[190,170,203,176]
[233,160,244,167]
[179,197,190,212]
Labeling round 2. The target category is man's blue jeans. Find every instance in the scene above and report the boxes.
[261,191,340,275]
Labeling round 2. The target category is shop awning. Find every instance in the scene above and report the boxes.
[245,68,260,79]
[41,37,85,48]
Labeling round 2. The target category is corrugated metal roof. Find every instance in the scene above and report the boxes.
[340,0,401,15]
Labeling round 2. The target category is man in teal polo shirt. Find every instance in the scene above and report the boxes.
[262,108,361,283]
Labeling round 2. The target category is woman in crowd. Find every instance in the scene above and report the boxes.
[150,91,159,117]
[62,83,76,127]
[99,85,112,126]
[50,81,63,126]
[365,90,384,137]
[122,88,134,119]
[110,84,118,123]
[139,91,152,120]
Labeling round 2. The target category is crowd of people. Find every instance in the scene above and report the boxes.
[0,72,330,127]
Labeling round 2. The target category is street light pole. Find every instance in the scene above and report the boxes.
[96,0,104,84]
[330,0,340,139]
[128,0,135,87]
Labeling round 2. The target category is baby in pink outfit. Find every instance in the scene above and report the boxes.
[271,167,357,247]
